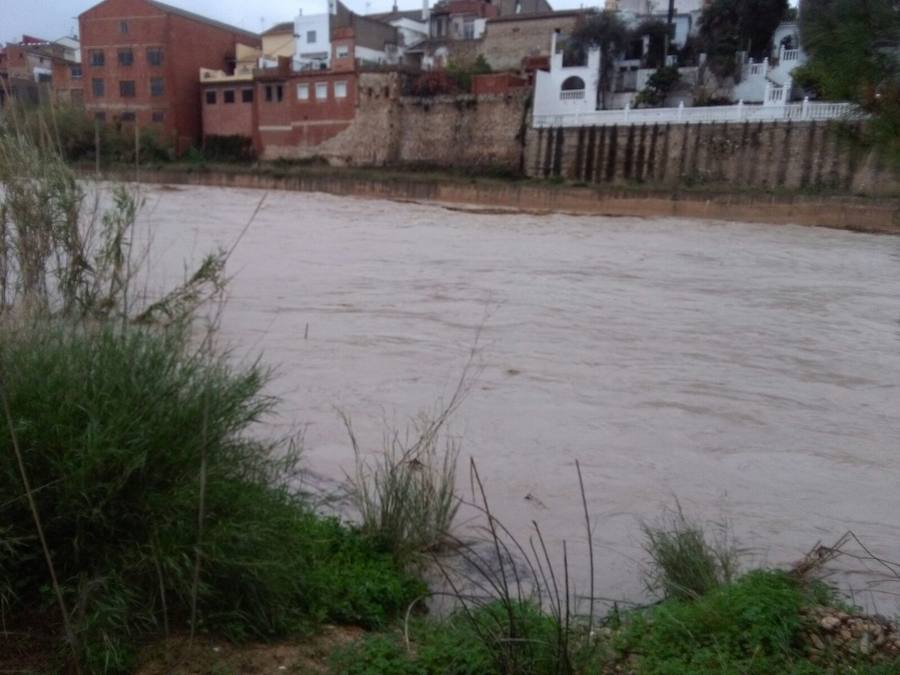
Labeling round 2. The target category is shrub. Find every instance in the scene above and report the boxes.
[0,323,421,672]
[202,135,256,163]
[642,507,739,601]
[634,66,681,108]
[616,570,812,673]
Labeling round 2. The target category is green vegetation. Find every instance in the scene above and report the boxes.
[0,323,423,673]
[699,0,790,75]
[641,506,738,600]
[634,66,682,108]
[570,10,631,110]
[795,0,900,161]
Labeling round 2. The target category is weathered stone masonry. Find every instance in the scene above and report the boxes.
[525,121,899,197]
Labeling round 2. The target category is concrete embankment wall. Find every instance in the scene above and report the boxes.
[524,121,899,197]
[113,168,900,234]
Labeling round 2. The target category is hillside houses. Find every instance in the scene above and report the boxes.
[2,0,856,160]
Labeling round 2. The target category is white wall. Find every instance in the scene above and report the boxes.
[533,33,602,117]
[294,8,331,70]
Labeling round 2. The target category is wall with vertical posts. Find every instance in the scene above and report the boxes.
[524,121,899,196]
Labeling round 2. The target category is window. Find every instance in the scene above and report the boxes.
[224,90,235,104]
[150,77,164,96]
[297,83,309,100]
[152,111,165,123]
[92,78,104,97]
[147,48,164,66]
[120,21,128,34]
[206,90,217,104]
[315,82,327,100]
[119,80,135,98]
[70,65,82,79]
[94,112,106,122]
[119,111,135,122]
[241,88,253,103]
[266,84,284,102]
[336,45,349,58]
[334,81,347,98]
[306,30,316,44]
[118,49,133,66]
[463,20,475,40]
[90,50,104,67]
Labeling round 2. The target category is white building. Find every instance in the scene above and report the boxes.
[533,31,602,118]
[294,1,335,71]
[733,21,806,104]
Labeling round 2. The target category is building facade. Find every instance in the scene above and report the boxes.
[79,0,261,152]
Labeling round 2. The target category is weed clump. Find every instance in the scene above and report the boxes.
[642,506,739,601]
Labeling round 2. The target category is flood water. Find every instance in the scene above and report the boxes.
[139,184,900,611]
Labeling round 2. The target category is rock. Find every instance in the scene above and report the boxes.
[840,628,853,642]
[860,633,872,656]
[820,615,841,631]
[809,632,826,651]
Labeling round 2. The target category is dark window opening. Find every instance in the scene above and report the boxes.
[147,48,164,66]
[150,77,164,96]
[224,90,235,104]
[118,49,133,67]
[265,84,283,102]
[71,65,82,79]
[119,80,135,98]
[119,112,135,122]
[120,21,128,34]
[561,76,585,90]
[242,88,253,103]
[90,50,104,67]
[152,111,165,123]
[206,90,217,104]
[92,78,104,97]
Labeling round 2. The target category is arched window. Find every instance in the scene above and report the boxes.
[561,76,585,91]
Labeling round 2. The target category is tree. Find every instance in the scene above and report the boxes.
[635,66,681,108]
[570,10,631,110]
[794,0,899,160]
[699,0,789,75]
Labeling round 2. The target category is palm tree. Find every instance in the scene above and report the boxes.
[570,10,631,110]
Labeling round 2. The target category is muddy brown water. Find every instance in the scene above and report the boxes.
[137,184,900,613]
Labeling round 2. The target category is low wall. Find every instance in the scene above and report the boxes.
[109,167,900,234]
[525,121,900,197]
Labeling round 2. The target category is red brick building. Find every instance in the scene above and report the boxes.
[79,0,260,152]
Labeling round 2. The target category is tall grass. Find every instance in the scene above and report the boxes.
[343,344,479,564]
[641,505,739,601]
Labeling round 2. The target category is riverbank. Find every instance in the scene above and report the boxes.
[90,162,900,234]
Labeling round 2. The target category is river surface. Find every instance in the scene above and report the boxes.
[138,183,900,612]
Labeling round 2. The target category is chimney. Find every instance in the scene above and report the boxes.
[422,0,430,21]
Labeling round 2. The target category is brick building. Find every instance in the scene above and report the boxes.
[79,0,261,152]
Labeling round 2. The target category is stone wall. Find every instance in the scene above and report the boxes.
[268,71,529,170]
[480,13,582,71]
[525,121,900,197]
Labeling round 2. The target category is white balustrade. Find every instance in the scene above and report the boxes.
[532,100,860,128]
[559,89,586,101]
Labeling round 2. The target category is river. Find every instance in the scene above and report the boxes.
[139,183,900,612]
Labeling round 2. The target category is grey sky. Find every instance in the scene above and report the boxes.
[2,0,587,44]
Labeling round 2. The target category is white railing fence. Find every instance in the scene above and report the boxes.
[533,99,861,128]
[559,89,585,101]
